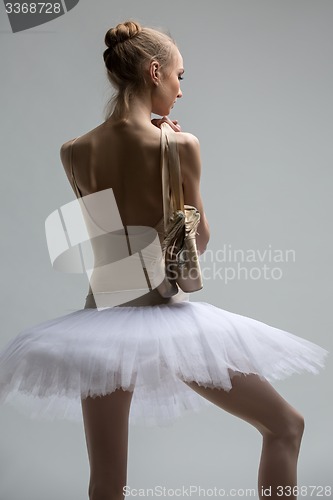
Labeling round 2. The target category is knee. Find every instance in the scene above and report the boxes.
[266,410,305,446]
[286,411,305,442]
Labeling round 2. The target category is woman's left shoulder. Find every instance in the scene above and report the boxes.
[175,131,200,152]
[175,131,201,159]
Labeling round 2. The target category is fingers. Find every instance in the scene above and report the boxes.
[151,116,182,132]
[172,120,182,132]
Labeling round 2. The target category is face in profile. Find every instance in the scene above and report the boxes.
[151,46,184,116]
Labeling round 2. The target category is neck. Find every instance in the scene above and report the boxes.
[111,92,156,128]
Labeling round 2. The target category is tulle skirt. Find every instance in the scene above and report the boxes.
[0,299,328,427]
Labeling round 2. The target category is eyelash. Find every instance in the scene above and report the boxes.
[178,76,184,81]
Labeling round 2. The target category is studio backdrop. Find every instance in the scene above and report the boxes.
[0,1,332,499]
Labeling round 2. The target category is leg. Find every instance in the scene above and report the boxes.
[81,388,134,500]
[182,372,304,500]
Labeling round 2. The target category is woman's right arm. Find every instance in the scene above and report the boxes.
[178,133,210,255]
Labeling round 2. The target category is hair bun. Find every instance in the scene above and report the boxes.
[105,21,142,50]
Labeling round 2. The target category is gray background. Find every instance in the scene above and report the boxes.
[0,0,332,498]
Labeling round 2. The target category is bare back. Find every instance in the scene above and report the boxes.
[61,118,210,254]
[61,120,170,228]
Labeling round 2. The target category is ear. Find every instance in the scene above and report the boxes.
[149,60,160,86]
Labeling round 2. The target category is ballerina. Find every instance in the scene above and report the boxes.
[0,20,328,500]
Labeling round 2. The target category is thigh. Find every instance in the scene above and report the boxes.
[182,371,302,436]
[81,388,134,484]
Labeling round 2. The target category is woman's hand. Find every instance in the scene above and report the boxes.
[151,116,182,132]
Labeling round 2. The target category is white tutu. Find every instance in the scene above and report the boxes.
[0,300,328,427]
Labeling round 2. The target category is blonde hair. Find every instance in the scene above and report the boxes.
[102,20,177,119]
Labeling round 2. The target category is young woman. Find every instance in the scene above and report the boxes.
[0,20,328,500]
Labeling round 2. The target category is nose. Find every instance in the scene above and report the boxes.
[177,89,183,99]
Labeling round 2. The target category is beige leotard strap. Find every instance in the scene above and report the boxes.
[69,137,82,199]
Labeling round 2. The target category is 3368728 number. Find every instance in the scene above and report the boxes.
[276,485,332,496]
[5,3,61,14]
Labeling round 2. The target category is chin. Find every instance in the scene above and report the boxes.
[152,107,171,117]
